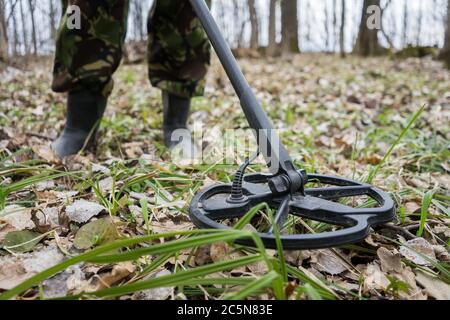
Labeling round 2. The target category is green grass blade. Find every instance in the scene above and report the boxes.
[234,202,270,230]
[139,198,151,235]
[367,105,425,184]
[417,190,434,237]
[301,283,323,300]
[286,265,338,300]
[225,271,280,300]
[67,255,264,299]
[88,231,254,264]
[140,253,173,276]
[0,230,241,300]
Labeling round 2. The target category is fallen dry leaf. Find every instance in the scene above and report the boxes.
[284,250,311,266]
[363,263,390,293]
[73,217,120,250]
[394,266,427,300]
[74,262,136,293]
[433,245,450,263]
[98,177,115,194]
[0,205,34,230]
[132,270,172,300]
[194,246,212,266]
[415,270,450,300]
[310,250,347,275]
[96,262,136,289]
[35,180,55,192]
[150,219,192,234]
[400,238,436,266]
[42,265,85,299]
[32,144,59,163]
[1,230,42,253]
[0,223,16,242]
[66,200,106,224]
[0,243,65,290]
[377,247,403,273]
[210,241,229,263]
[404,202,421,214]
[247,259,269,276]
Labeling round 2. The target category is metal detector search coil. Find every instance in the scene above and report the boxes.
[188,0,396,250]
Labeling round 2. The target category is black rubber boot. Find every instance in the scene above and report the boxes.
[52,90,107,158]
[162,91,199,158]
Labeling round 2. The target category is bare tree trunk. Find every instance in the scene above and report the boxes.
[248,0,259,49]
[0,0,8,62]
[215,0,228,44]
[20,0,29,56]
[354,0,383,56]
[333,0,338,52]
[339,0,346,57]
[233,0,247,48]
[380,0,394,49]
[267,0,277,56]
[305,1,311,45]
[439,0,450,67]
[28,0,38,56]
[49,0,57,43]
[281,0,299,54]
[325,0,330,51]
[132,0,144,41]
[416,1,423,46]
[12,2,19,56]
[402,0,408,47]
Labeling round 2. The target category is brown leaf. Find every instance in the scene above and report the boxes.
[210,241,229,263]
[394,266,427,300]
[247,260,269,276]
[0,223,16,242]
[404,202,421,214]
[194,246,212,266]
[400,238,436,266]
[66,200,106,224]
[150,219,192,234]
[35,191,58,202]
[96,262,136,289]
[43,265,84,299]
[363,263,390,293]
[377,247,403,273]
[433,245,450,263]
[310,250,347,275]
[415,271,450,300]
[0,205,34,230]
[32,144,59,163]
[76,262,136,293]
[0,243,64,290]
[132,270,173,300]
[285,250,311,266]
[406,178,429,189]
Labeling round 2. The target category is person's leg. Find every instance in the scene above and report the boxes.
[147,0,211,151]
[52,0,128,157]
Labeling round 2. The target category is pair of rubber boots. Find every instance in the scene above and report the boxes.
[51,90,198,159]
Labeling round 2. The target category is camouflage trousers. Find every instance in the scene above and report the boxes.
[52,0,211,98]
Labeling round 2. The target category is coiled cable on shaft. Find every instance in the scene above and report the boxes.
[229,151,260,202]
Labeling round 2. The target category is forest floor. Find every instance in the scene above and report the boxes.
[0,54,449,300]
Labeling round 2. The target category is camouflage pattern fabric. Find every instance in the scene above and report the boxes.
[52,0,211,98]
[147,0,211,98]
